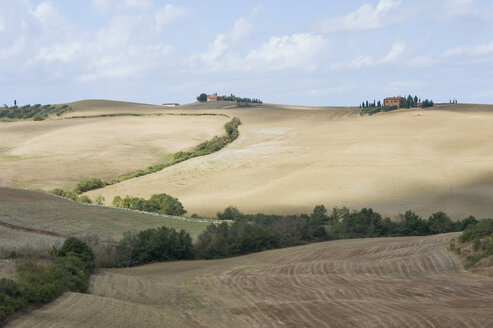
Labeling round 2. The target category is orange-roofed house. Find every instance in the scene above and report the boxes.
[384,96,404,108]
[207,95,223,102]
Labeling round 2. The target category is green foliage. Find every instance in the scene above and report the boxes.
[196,93,207,102]
[427,211,453,234]
[0,104,71,121]
[421,99,434,108]
[57,237,96,271]
[78,195,92,204]
[95,195,105,205]
[73,178,104,194]
[399,210,429,236]
[196,213,328,259]
[113,227,195,267]
[0,238,94,323]
[216,206,241,220]
[113,193,186,216]
[360,105,397,115]
[222,94,262,104]
[459,219,493,243]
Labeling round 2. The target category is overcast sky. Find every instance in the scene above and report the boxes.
[1,0,492,106]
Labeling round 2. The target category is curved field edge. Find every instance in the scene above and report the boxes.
[75,117,241,193]
[0,188,211,240]
[7,233,493,328]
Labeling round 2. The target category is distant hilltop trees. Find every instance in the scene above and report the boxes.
[0,103,72,121]
[359,94,434,115]
[197,93,262,104]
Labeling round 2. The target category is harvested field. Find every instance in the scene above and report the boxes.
[86,103,493,219]
[8,233,493,327]
[0,101,228,190]
[0,188,210,241]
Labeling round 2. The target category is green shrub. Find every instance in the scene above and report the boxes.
[95,195,105,205]
[73,178,104,194]
[217,206,241,220]
[78,195,92,204]
[57,237,95,272]
[113,227,194,267]
[112,193,185,216]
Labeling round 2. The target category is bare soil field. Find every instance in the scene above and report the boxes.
[86,102,493,219]
[0,100,228,190]
[0,188,210,241]
[7,233,493,327]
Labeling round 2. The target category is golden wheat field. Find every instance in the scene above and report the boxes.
[78,101,493,219]
[0,100,228,190]
[7,233,493,328]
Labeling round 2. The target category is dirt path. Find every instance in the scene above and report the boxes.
[8,233,493,327]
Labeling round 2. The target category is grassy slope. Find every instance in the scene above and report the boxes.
[0,188,210,241]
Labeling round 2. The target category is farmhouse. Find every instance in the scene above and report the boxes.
[384,96,403,108]
[207,95,223,102]
[162,103,180,107]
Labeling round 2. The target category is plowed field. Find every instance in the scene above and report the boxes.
[8,233,493,327]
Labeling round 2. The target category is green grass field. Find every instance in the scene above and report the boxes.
[0,188,211,241]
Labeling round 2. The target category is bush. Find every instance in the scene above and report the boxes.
[113,227,194,267]
[73,178,104,194]
[427,211,453,234]
[196,93,207,102]
[459,219,493,243]
[217,206,241,220]
[57,237,96,272]
[0,238,94,323]
[113,193,186,216]
[78,195,92,204]
[95,195,105,205]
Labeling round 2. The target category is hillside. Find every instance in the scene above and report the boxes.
[7,233,493,327]
[0,100,229,189]
[86,103,493,219]
[0,188,210,241]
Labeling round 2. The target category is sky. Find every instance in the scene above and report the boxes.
[1,0,493,106]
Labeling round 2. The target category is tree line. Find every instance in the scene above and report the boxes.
[0,104,72,121]
[360,95,434,115]
[196,93,262,104]
[105,205,486,266]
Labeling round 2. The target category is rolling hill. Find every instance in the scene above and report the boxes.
[6,233,493,327]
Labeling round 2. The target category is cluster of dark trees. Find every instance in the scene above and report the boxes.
[107,205,486,266]
[196,93,262,104]
[112,193,186,216]
[111,227,194,267]
[359,95,434,115]
[0,104,71,120]
[0,238,95,323]
[222,94,262,104]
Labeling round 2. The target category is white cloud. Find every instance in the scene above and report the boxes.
[387,80,424,91]
[155,4,189,32]
[35,42,82,63]
[330,41,405,70]
[0,37,26,60]
[245,33,328,70]
[193,17,253,67]
[30,1,62,26]
[381,41,406,62]
[442,0,475,16]
[125,0,151,10]
[316,0,401,32]
[92,0,112,12]
[408,55,437,67]
[443,41,493,57]
[229,18,252,43]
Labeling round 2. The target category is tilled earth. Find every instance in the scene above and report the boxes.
[7,233,493,327]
